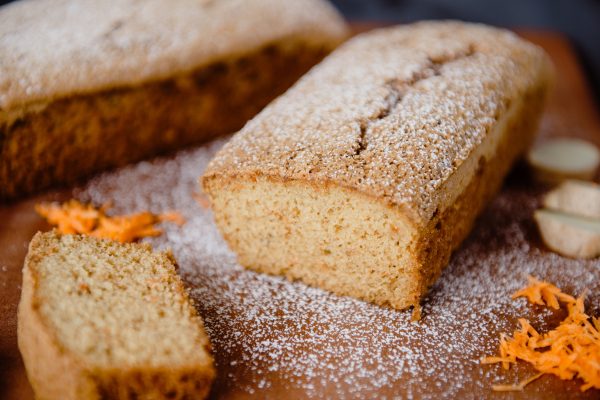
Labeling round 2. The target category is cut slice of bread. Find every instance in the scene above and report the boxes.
[18,231,214,400]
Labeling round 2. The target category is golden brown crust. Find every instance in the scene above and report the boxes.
[0,0,348,111]
[18,231,215,399]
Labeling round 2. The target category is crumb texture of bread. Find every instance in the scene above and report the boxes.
[202,21,553,309]
[18,231,215,400]
[0,0,348,200]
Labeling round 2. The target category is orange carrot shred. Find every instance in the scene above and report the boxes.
[484,276,600,392]
[512,275,576,309]
[35,200,185,243]
[492,372,544,392]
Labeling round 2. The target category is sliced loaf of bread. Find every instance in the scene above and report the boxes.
[18,231,214,399]
[202,21,553,310]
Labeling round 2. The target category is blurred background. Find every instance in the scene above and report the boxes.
[1,0,599,103]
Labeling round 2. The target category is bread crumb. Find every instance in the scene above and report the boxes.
[411,304,422,322]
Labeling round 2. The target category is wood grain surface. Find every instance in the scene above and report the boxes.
[1,26,599,399]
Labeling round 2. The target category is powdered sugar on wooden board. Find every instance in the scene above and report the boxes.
[75,139,599,399]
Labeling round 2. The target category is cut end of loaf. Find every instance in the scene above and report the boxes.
[203,175,424,309]
[18,231,214,399]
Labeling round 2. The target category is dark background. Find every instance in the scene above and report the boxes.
[329,0,600,104]
[1,0,599,105]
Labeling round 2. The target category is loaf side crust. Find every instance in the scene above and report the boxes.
[0,39,330,200]
[414,84,548,297]
[18,232,215,399]
[0,0,348,113]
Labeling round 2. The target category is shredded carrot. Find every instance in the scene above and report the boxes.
[483,275,600,392]
[35,200,185,243]
[512,275,576,309]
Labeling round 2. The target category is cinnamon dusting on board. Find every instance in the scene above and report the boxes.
[482,276,600,392]
[35,200,184,243]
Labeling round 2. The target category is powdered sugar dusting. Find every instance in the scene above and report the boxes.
[75,141,599,399]
[204,22,552,224]
[0,0,347,110]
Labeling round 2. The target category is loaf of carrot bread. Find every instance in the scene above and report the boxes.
[202,22,553,310]
[18,231,214,399]
[0,0,348,200]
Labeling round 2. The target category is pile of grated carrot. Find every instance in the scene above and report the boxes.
[482,276,600,392]
[35,199,184,243]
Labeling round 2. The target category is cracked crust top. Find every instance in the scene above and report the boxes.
[203,21,553,226]
[0,0,348,111]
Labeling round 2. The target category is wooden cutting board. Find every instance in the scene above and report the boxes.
[1,26,599,399]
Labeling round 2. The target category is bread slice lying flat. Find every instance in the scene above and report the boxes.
[202,21,553,310]
[18,231,214,400]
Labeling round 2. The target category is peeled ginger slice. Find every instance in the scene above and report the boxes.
[528,138,600,185]
[534,209,600,258]
[543,180,600,219]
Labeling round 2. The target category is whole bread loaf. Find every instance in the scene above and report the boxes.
[0,0,348,200]
[202,21,553,310]
[18,231,215,400]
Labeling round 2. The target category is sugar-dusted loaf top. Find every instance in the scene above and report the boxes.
[203,21,553,226]
[0,0,348,110]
